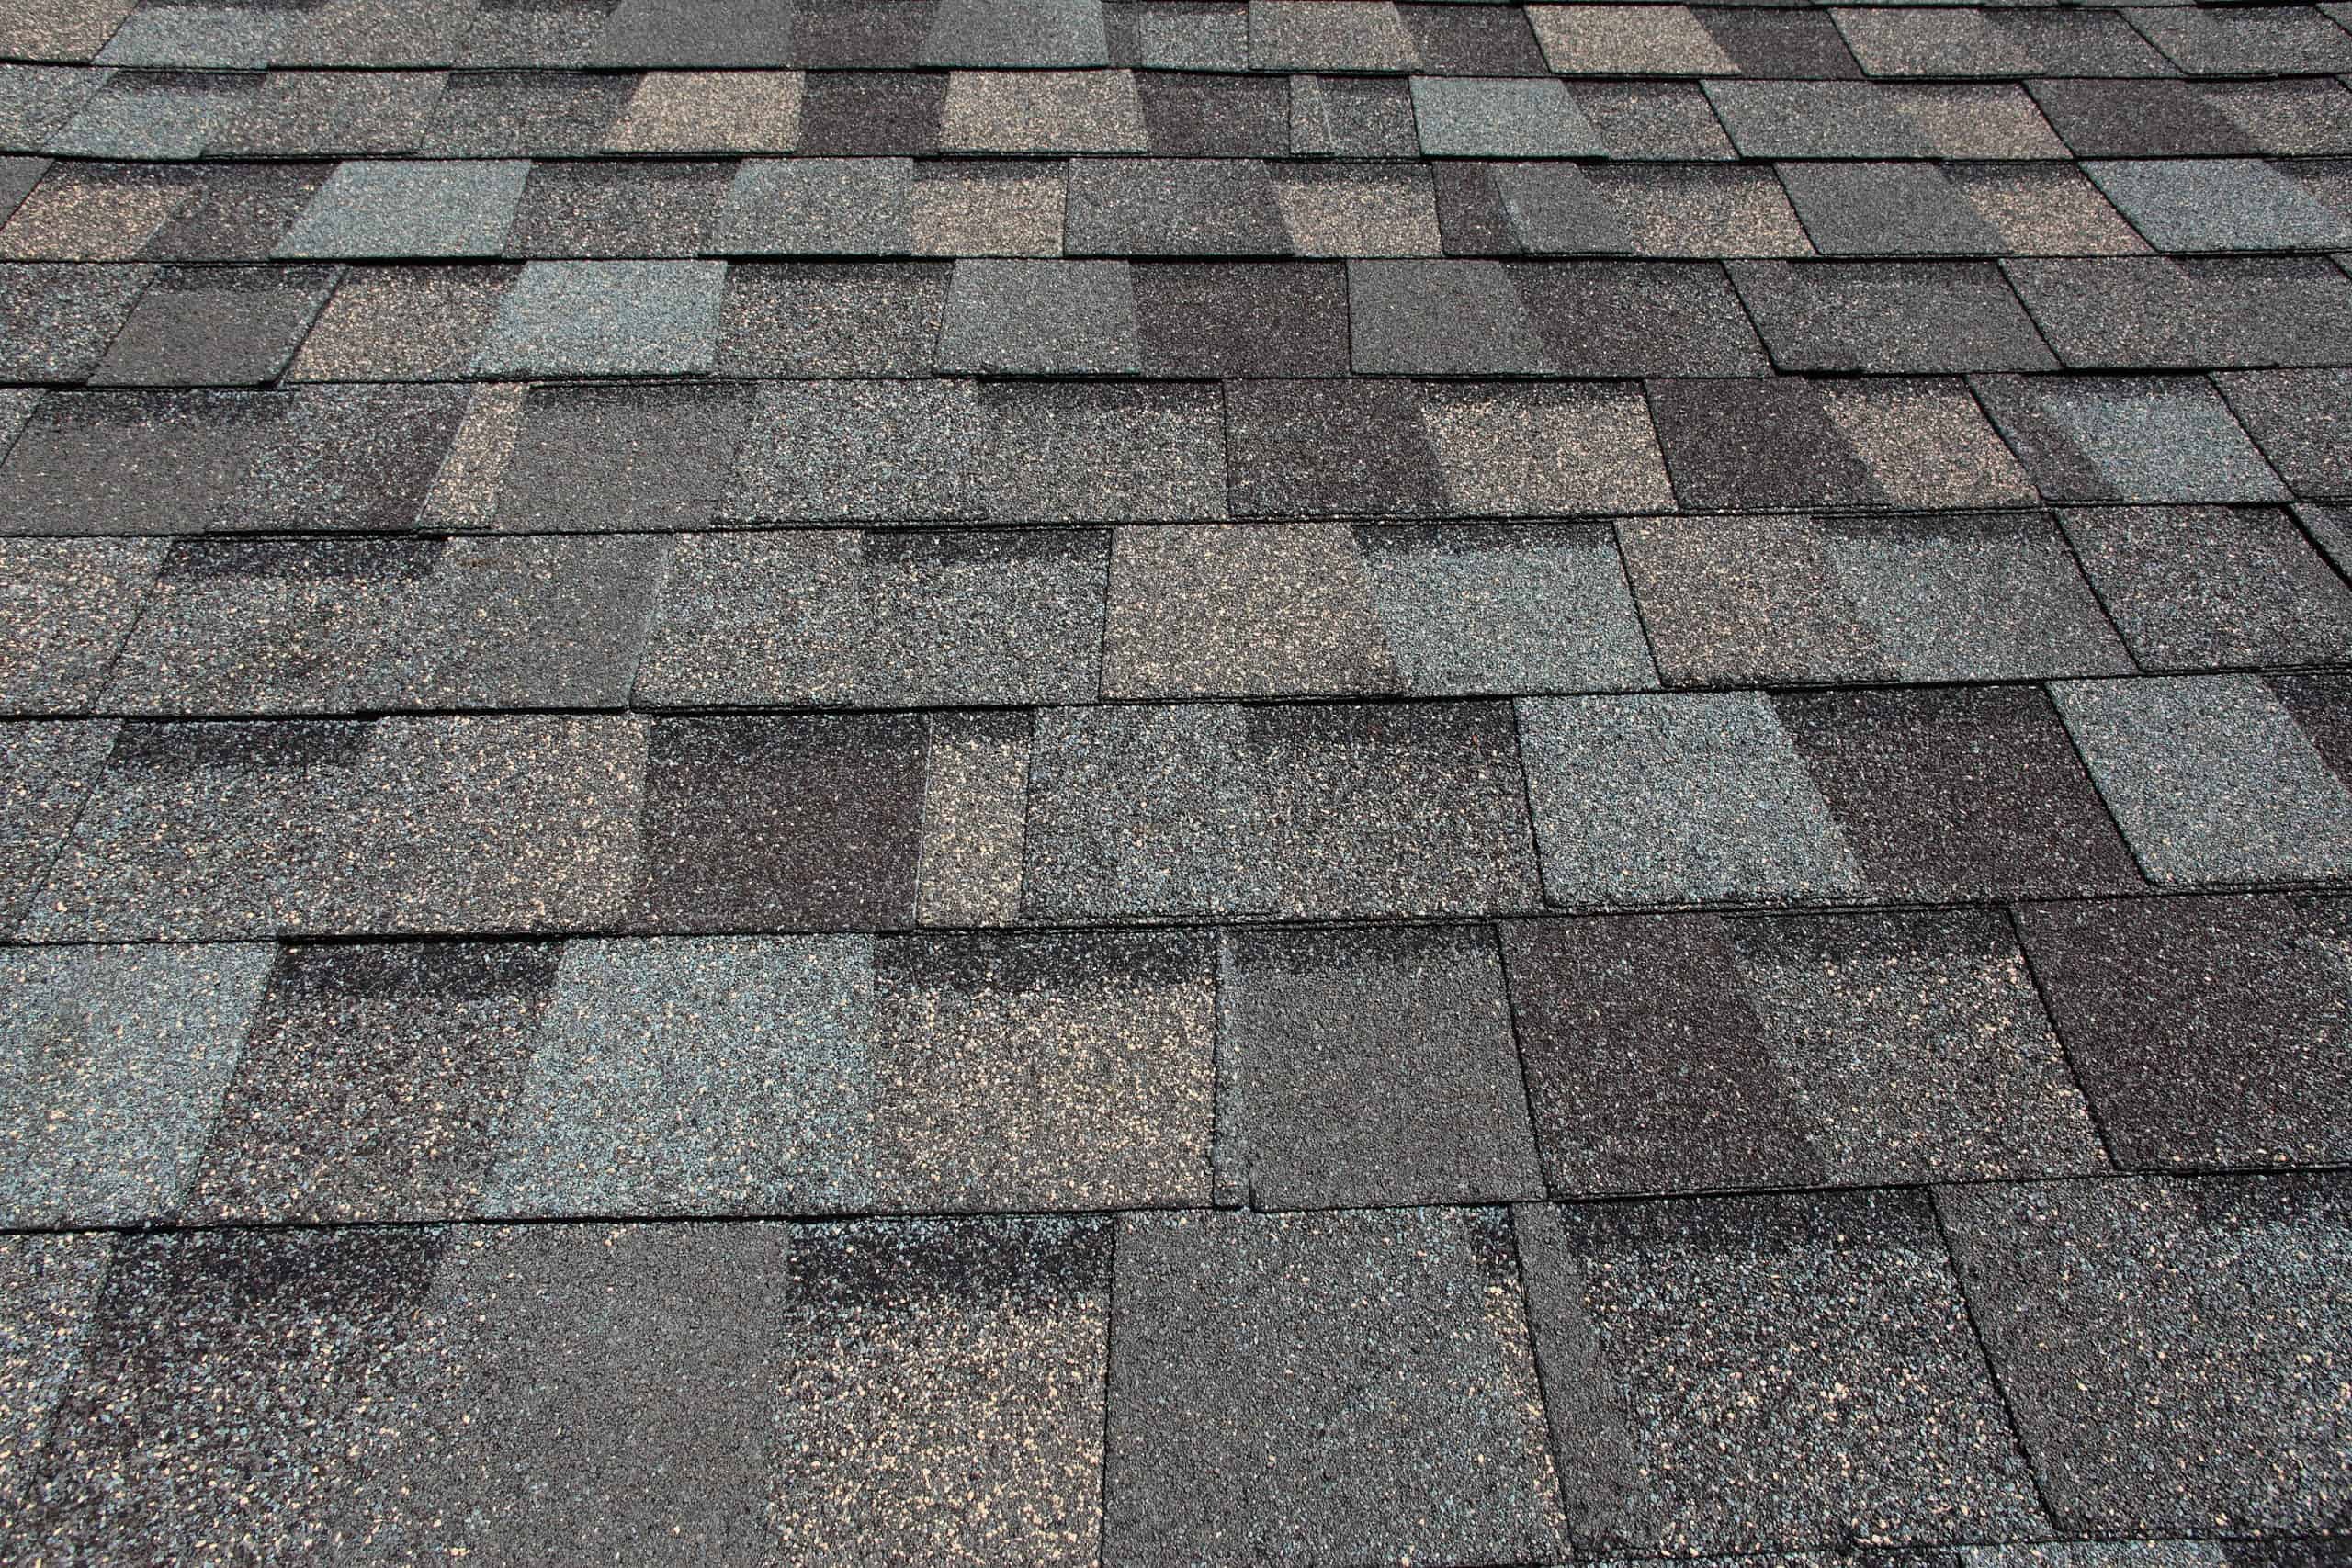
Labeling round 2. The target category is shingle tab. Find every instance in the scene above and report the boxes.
[0,539,157,714]
[472,259,725,376]
[1619,512,2129,684]
[1730,259,2056,374]
[1023,700,1542,919]
[2053,673,2352,886]
[2086,158,2352,253]
[180,942,558,1223]
[2006,256,2352,371]
[1517,692,1866,907]
[1101,522,1397,699]
[638,527,1106,707]
[2214,367,2352,497]
[1106,1207,1572,1568]
[0,262,153,382]
[1362,521,1656,695]
[1504,909,2103,1196]
[1410,74,1605,157]
[276,160,527,260]
[0,942,271,1226]
[106,535,663,715]
[90,264,335,386]
[1940,1175,2352,1533]
[1220,926,1541,1209]
[28,716,650,941]
[1524,1190,2047,1554]
[619,713,922,932]
[870,931,1214,1210]
[1975,374,2290,504]
[937,258,1140,375]
[2058,504,2352,671]
[492,381,747,530]
[2018,895,2352,1172]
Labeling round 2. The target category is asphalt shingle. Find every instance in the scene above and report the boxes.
[2086,158,2352,253]
[1361,521,1656,695]
[1647,377,2033,512]
[90,264,335,386]
[179,942,557,1224]
[0,539,157,713]
[1219,925,1543,1209]
[718,155,915,255]
[491,380,746,531]
[1940,1175,2352,1534]
[1504,909,2103,1196]
[1619,511,2130,684]
[1410,74,1604,158]
[937,258,1139,375]
[206,69,441,158]
[2214,367,2352,497]
[1101,522,1396,699]
[285,263,516,379]
[2058,503,2352,671]
[869,931,1215,1210]
[472,259,725,376]
[1105,1207,1572,1568]
[1523,1190,2047,1554]
[637,527,1106,708]
[1227,378,1671,517]
[620,714,922,932]
[0,262,152,382]
[1976,374,2290,505]
[502,159,727,259]
[105,534,663,715]
[0,942,271,1226]
[27,716,650,941]
[274,160,526,261]
[1730,259,2056,374]
[2018,895,2352,1172]
[2053,673,2352,886]
[0,388,285,536]
[2006,256,2352,370]
[1023,700,1542,919]
[0,162,198,261]
[1131,260,1348,377]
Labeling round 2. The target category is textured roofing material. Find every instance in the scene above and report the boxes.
[2,0,2349,1560]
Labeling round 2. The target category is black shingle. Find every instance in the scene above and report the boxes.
[89,264,336,387]
[2006,257,2352,371]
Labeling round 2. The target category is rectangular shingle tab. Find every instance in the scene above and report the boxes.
[1106,1207,1571,1567]
[1504,909,2104,1197]
[1525,1190,2047,1554]
[1940,1175,2352,1534]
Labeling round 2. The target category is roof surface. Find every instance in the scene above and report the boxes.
[1,0,2349,1562]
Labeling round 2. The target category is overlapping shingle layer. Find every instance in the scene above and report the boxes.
[2,0,2349,1560]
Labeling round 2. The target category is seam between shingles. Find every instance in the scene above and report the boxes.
[10,1160,2348,1246]
[2043,503,2151,676]
[1092,1213,1119,1568]
[1599,515,1669,688]
[1498,1200,1580,1560]
[1928,1182,2069,1535]
[28,881,2352,955]
[2000,898,2129,1175]
[617,529,680,711]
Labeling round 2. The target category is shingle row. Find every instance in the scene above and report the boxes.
[19,259,2352,390]
[17,1,2350,77]
[15,506,2352,719]
[22,64,2352,160]
[6,375,2345,533]
[10,677,2352,938]
[2,1179,2345,1560]
[13,154,2352,262]
[12,895,2350,1230]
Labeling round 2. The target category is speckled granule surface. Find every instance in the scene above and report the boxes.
[2,1,2350,1562]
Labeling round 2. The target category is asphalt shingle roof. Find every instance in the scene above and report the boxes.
[0,0,2347,1560]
